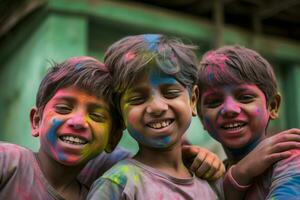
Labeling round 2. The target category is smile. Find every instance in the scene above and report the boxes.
[221,122,246,130]
[147,119,173,129]
[59,135,88,145]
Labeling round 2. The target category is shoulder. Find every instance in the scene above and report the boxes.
[267,149,300,199]
[101,159,142,187]
[88,159,139,200]
[0,142,32,161]
[0,143,35,186]
[78,147,132,187]
[273,149,300,176]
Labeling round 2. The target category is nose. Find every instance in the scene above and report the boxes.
[220,97,240,117]
[66,113,88,130]
[146,95,168,116]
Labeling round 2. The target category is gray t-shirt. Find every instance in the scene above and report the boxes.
[88,158,221,200]
[0,142,131,200]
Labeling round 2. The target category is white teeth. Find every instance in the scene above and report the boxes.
[60,136,87,145]
[148,120,172,129]
[223,122,244,129]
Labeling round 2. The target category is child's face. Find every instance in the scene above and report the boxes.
[199,84,270,151]
[120,69,197,149]
[31,86,113,166]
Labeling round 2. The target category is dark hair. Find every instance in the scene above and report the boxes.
[197,45,278,112]
[105,34,198,103]
[36,56,122,130]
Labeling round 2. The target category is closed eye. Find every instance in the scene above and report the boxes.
[89,112,106,122]
[127,96,146,105]
[238,94,256,103]
[163,89,181,99]
[203,97,223,108]
[55,104,72,114]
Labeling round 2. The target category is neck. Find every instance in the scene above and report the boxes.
[134,143,191,179]
[35,150,84,192]
[223,135,265,167]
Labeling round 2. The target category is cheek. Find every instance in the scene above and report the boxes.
[45,118,64,145]
[123,106,139,127]
[252,106,269,127]
[203,115,217,135]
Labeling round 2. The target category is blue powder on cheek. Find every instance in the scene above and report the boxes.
[47,118,64,145]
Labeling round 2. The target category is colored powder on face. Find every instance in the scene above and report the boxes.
[57,151,66,161]
[127,124,172,148]
[148,69,177,88]
[47,118,63,145]
[144,34,160,51]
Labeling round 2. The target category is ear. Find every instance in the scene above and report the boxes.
[30,107,41,137]
[104,128,123,153]
[268,93,281,120]
[191,85,199,116]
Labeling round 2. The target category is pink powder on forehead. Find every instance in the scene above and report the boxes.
[202,52,229,71]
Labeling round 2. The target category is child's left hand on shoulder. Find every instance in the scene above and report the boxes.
[182,145,225,181]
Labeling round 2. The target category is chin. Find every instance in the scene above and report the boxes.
[57,156,84,166]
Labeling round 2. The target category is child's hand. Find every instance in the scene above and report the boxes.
[182,145,225,181]
[232,128,300,186]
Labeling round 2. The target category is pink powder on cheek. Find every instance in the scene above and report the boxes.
[127,114,138,126]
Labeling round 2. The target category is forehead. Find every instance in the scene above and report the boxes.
[148,68,178,87]
[129,67,179,89]
[201,84,263,96]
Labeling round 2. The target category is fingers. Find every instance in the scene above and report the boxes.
[189,150,207,172]
[182,145,202,159]
[208,164,225,181]
[267,151,292,162]
[195,156,214,178]
[278,128,300,135]
[272,141,300,153]
[182,145,224,180]
[204,159,225,181]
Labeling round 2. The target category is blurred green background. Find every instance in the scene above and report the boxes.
[1,0,300,159]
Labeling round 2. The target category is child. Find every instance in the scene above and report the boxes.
[87,34,222,199]
[196,45,300,199]
[0,56,129,200]
[0,56,224,199]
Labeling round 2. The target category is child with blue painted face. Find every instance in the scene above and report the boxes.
[0,57,131,200]
[87,34,223,200]
[197,45,300,199]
